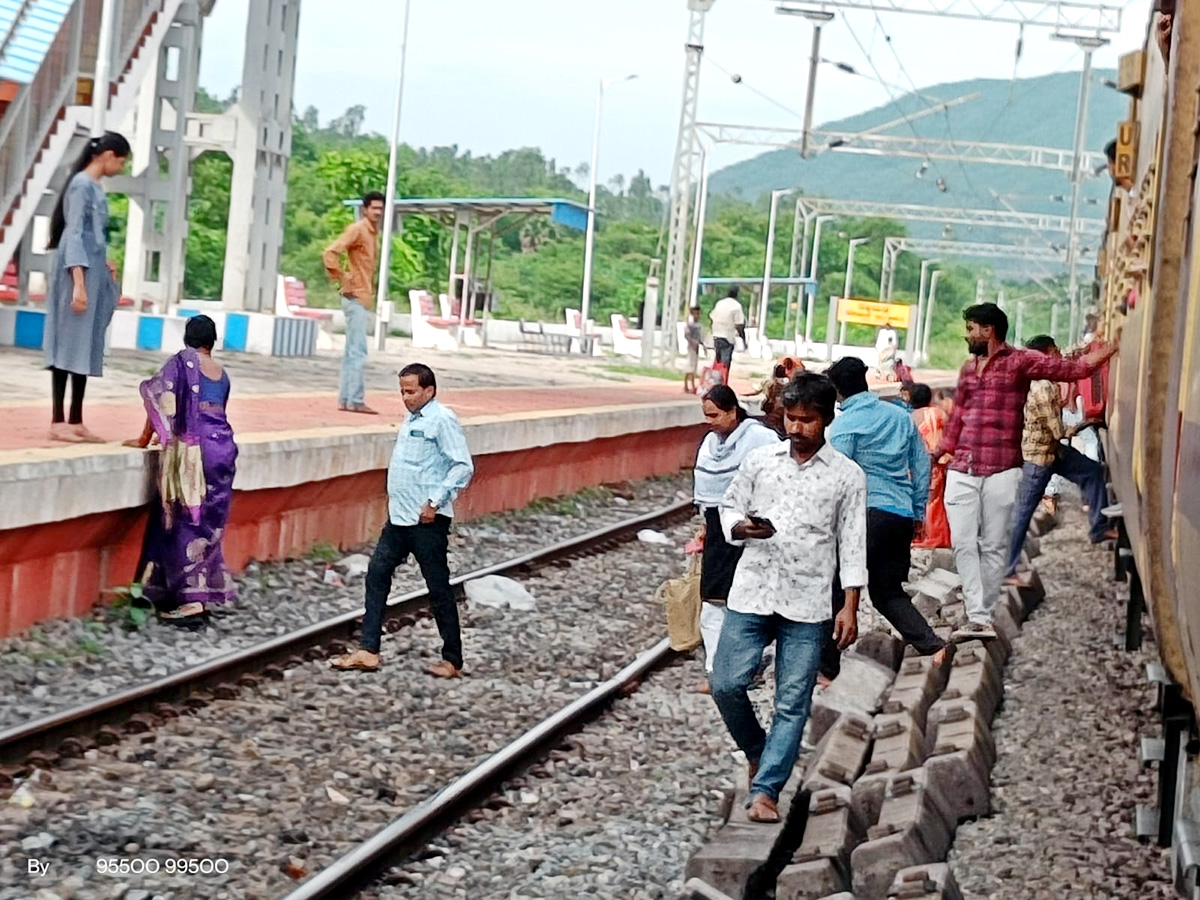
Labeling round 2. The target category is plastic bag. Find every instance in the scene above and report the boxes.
[464,575,538,611]
[656,555,702,652]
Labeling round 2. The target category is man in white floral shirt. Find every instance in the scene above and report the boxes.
[712,372,868,823]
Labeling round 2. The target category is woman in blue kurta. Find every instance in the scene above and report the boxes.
[43,132,131,443]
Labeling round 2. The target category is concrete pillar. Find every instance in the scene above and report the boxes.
[120,0,203,311]
[221,0,301,311]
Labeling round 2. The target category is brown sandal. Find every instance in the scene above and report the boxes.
[330,649,381,671]
[424,660,462,679]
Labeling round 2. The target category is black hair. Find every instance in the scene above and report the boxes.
[773,363,787,379]
[48,132,131,250]
[909,383,933,409]
[399,362,436,391]
[825,356,869,399]
[703,383,748,421]
[362,191,386,208]
[727,285,740,300]
[1104,139,1118,163]
[183,314,218,351]
[963,302,1009,342]
[781,372,837,423]
[1025,334,1057,353]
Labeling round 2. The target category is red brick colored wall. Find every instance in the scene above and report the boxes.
[0,425,704,636]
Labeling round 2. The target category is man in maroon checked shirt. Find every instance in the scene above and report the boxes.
[937,303,1117,641]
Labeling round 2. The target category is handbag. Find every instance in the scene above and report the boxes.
[658,553,702,652]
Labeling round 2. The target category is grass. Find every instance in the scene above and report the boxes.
[605,364,685,382]
[307,542,341,563]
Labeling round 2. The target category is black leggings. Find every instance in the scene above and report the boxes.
[51,368,87,425]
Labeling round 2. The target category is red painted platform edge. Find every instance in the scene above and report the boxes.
[0,424,705,637]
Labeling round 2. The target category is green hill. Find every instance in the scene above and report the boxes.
[708,70,1126,245]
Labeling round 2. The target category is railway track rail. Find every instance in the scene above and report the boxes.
[281,636,676,900]
[0,499,693,773]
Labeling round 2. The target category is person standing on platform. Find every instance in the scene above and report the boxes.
[332,364,474,677]
[711,373,867,823]
[937,304,1116,641]
[324,191,385,415]
[820,358,950,684]
[692,385,781,690]
[875,326,898,380]
[684,305,704,394]
[710,286,747,379]
[44,132,131,443]
[909,384,952,549]
[125,315,238,624]
[1004,336,1117,581]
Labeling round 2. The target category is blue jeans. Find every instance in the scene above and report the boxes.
[710,609,826,802]
[340,297,368,406]
[1005,445,1110,576]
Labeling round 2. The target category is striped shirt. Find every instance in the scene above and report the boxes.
[387,399,474,525]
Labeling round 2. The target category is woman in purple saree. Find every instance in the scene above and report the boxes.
[125,315,238,623]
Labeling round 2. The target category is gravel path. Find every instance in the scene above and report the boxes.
[368,653,733,900]
[0,517,697,900]
[0,476,691,730]
[949,499,1173,899]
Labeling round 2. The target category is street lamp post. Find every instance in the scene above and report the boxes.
[806,214,835,351]
[837,237,869,345]
[760,188,793,339]
[909,259,938,360]
[921,269,942,365]
[580,74,637,353]
[375,0,413,352]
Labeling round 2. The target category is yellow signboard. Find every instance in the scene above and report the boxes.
[836,298,913,328]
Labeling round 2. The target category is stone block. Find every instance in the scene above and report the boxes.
[868,710,926,774]
[850,770,955,900]
[938,601,966,627]
[1022,534,1041,559]
[854,631,906,672]
[804,713,874,792]
[927,549,956,572]
[910,592,941,620]
[807,655,898,745]
[905,574,960,605]
[887,862,964,899]
[999,586,1025,626]
[1010,567,1046,616]
[924,699,996,769]
[923,568,962,592]
[685,769,807,897]
[851,768,891,830]
[924,719,993,825]
[776,787,864,900]
[880,657,950,733]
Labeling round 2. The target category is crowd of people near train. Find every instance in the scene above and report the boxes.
[689,300,1116,823]
[38,132,1119,817]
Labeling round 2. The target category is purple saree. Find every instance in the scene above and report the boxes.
[136,348,238,611]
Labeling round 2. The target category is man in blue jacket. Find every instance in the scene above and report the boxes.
[821,356,950,681]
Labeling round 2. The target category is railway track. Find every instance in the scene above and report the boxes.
[281,637,676,900]
[0,499,693,772]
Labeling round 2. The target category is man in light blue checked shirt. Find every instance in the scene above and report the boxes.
[332,363,474,677]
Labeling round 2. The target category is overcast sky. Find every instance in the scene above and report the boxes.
[199,0,1152,187]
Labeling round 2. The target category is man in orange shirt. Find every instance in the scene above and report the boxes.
[324,191,385,414]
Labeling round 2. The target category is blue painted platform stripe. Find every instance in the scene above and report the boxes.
[224,313,249,351]
[176,308,201,318]
[13,309,44,349]
[272,317,316,356]
[136,316,164,351]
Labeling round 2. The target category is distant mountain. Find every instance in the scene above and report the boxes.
[708,70,1126,247]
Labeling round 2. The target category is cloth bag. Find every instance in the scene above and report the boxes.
[658,554,702,652]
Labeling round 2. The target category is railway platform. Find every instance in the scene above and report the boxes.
[0,341,948,638]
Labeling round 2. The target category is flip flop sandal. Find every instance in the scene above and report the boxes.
[330,652,380,671]
[157,603,208,627]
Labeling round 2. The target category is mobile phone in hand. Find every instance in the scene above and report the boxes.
[748,515,775,531]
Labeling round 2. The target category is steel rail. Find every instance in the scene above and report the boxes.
[280,636,675,900]
[0,500,694,768]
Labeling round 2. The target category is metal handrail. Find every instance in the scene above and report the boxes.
[0,0,40,63]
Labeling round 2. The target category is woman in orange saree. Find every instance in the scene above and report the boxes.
[910,384,951,549]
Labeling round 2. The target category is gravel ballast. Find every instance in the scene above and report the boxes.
[0,509,700,900]
[948,499,1173,899]
[0,476,690,730]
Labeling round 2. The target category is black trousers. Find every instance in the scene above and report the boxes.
[713,338,735,369]
[360,517,462,668]
[821,508,944,679]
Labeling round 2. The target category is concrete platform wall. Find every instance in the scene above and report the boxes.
[0,402,704,636]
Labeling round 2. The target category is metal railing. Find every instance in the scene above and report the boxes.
[0,0,84,227]
[0,0,160,242]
